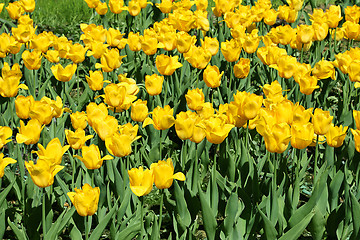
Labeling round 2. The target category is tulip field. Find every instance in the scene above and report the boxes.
[2,0,360,239]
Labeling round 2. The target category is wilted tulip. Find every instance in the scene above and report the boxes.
[0,153,16,178]
[128,167,154,197]
[185,88,205,111]
[16,119,44,145]
[143,105,175,130]
[67,184,100,216]
[150,158,185,189]
[51,63,77,82]
[145,74,164,96]
[65,129,93,150]
[25,159,64,188]
[75,144,113,169]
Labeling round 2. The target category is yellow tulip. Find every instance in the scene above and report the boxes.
[33,138,70,165]
[351,129,360,152]
[92,115,118,141]
[291,123,314,149]
[201,37,219,56]
[348,60,360,83]
[30,33,53,53]
[264,9,278,26]
[278,5,298,23]
[128,167,154,196]
[197,116,234,144]
[0,126,12,149]
[312,22,329,41]
[183,45,212,69]
[106,27,125,47]
[127,32,142,52]
[145,74,164,96]
[196,102,214,119]
[25,159,64,188]
[299,74,319,95]
[70,111,88,130]
[86,102,108,127]
[262,122,291,153]
[22,49,42,70]
[233,91,263,121]
[15,95,34,119]
[345,5,360,23]
[312,108,333,135]
[312,59,336,80]
[105,132,139,157]
[243,30,260,54]
[131,99,148,122]
[326,124,348,148]
[141,33,162,56]
[109,0,127,14]
[28,100,53,125]
[176,31,196,54]
[234,58,250,79]
[221,39,241,63]
[85,70,105,91]
[0,62,27,98]
[271,55,298,79]
[67,43,88,64]
[40,96,68,119]
[67,184,100,217]
[87,41,109,59]
[150,158,185,189]
[95,48,125,72]
[128,0,141,16]
[102,83,127,108]
[156,54,183,76]
[95,1,108,15]
[293,103,313,124]
[156,0,173,13]
[20,0,35,12]
[75,144,113,170]
[84,0,100,8]
[44,50,60,63]
[0,153,16,178]
[203,65,223,88]
[16,119,44,145]
[185,88,205,111]
[143,105,175,130]
[175,111,197,140]
[11,24,35,43]
[51,63,77,82]
[0,3,4,15]
[6,2,24,20]
[325,5,342,28]
[354,110,360,129]
[65,129,93,150]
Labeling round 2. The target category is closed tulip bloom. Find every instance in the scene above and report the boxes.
[233,91,263,121]
[128,0,141,16]
[6,2,24,20]
[299,74,319,95]
[176,31,195,53]
[351,129,360,152]
[312,59,335,80]
[243,30,260,54]
[0,62,27,98]
[190,116,206,143]
[67,184,100,217]
[143,105,175,130]
[221,39,241,63]
[203,65,223,88]
[291,123,314,149]
[264,9,278,25]
[201,37,219,56]
[25,159,64,188]
[296,25,314,44]
[312,22,329,41]
[65,129,93,150]
[70,112,88,130]
[145,74,164,96]
[75,144,113,169]
[95,48,125,72]
[262,122,291,153]
[29,100,53,125]
[278,5,298,23]
[95,1,108,15]
[84,0,100,8]
[16,119,44,145]
[86,102,108,127]
[150,158,185,189]
[141,34,161,56]
[20,0,35,12]
[11,24,35,43]
[128,166,154,197]
[22,50,42,70]
[354,110,360,129]
[156,0,173,13]
[271,55,297,79]
[326,125,348,148]
[15,95,34,119]
[67,43,88,64]
[85,70,105,91]
[198,116,234,144]
[0,153,16,178]
[349,60,360,83]
[273,100,294,125]
[109,0,126,14]
[175,111,197,140]
[293,104,313,124]
[131,99,148,122]
[44,50,60,63]
[127,32,142,52]
[185,88,205,111]
[33,138,69,165]
[51,63,77,82]
[325,5,342,28]
[106,27,125,47]
[0,126,12,149]
[30,33,52,53]
[103,83,127,108]
[87,41,109,59]
[234,58,251,79]
[105,132,139,157]
[183,45,212,69]
[92,115,118,141]
[156,54,182,76]
[312,108,333,135]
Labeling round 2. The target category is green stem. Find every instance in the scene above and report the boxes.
[85,215,92,240]
[314,135,319,183]
[158,189,164,240]
[42,188,46,238]
[76,67,80,111]
[140,196,144,239]
[159,130,162,160]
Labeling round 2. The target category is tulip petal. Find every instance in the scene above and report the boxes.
[18,84,29,90]
[102,155,114,161]
[173,172,186,181]
[16,133,30,144]
[143,117,154,128]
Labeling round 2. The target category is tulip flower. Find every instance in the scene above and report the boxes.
[0,3,4,15]
[29,100,53,125]
[85,70,105,91]
[143,105,175,130]
[326,125,348,148]
[293,104,313,124]
[75,144,113,169]
[354,110,360,130]
[95,48,125,72]
[233,91,263,121]
[51,63,77,82]
[95,1,108,15]
[158,30,177,51]
[203,65,223,88]
[30,33,53,53]
[16,119,44,145]
[67,184,100,217]
[312,59,336,80]
[109,0,127,14]
[67,43,88,64]
[70,111,88,130]
[102,83,127,108]
[119,123,139,140]
[11,24,35,43]
[127,32,142,52]
[325,5,342,28]
[291,123,314,149]
[264,9,278,25]
[25,159,64,188]
[261,122,291,154]
[128,0,141,16]
[156,0,173,13]
[0,153,16,178]
[6,2,24,20]
[141,33,163,56]
[86,41,109,59]
[221,39,241,63]
[131,99,149,122]
[0,62,27,98]
[197,102,214,120]
[33,138,70,165]
[175,111,197,140]
[40,96,69,119]
[44,50,60,63]
[84,0,100,8]
[234,58,251,79]
[299,74,320,95]
[312,108,333,135]
[145,74,164,96]
[15,95,34,119]
[0,126,12,149]
[185,88,205,111]
[86,102,108,127]
[92,115,118,141]
[128,167,154,196]
[201,37,219,56]
[351,129,360,152]
[105,131,140,157]
[197,116,234,144]
[22,50,42,70]
[156,54,183,76]
[183,45,212,69]
[65,129,93,150]
[150,158,185,189]
[278,5,298,23]
[106,27,125,47]
[20,0,36,12]
[176,31,196,53]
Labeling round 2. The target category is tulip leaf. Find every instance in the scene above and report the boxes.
[115,221,141,239]
[46,207,76,240]
[88,197,119,240]
[0,210,5,239]
[256,204,278,240]
[7,218,29,240]
[117,187,131,223]
[199,184,217,240]
[174,181,192,227]
[0,180,15,208]
[350,192,360,239]
[278,210,315,240]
